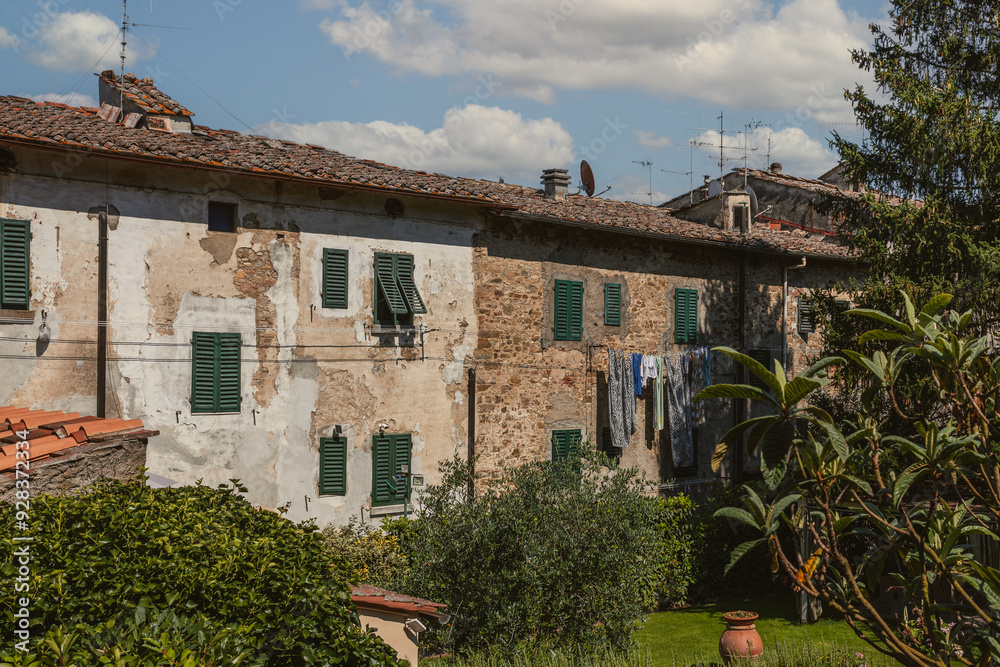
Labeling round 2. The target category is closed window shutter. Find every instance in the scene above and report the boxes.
[798,298,816,334]
[375,253,408,315]
[394,254,427,314]
[319,437,347,495]
[217,334,242,412]
[674,289,688,343]
[0,219,30,310]
[391,434,412,504]
[372,435,393,505]
[686,289,698,344]
[604,283,622,326]
[191,332,218,413]
[569,281,584,340]
[551,429,581,461]
[322,249,349,309]
[747,349,771,389]
[553,280,570,340]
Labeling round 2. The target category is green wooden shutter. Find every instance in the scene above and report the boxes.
[569,281,583,340]
[191,332,218,413]
[372,434,393,506]
[674,288,698,344]
[394,254,427,314]
[604,283,622,326]
[217,334,242,412]
[747,349,771,389]
[798,298,816,334]
[322,249,349,309]
[553,280,570,340]
[375,253,408,315]
[391,434,412,504]
[319,437,347,496]
[551,429,581,462]
[0,219,30,310]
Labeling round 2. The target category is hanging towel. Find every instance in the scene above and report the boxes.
[624,351,636,438]
[608,349,628,449]
[667,354,694,468]
[654,355,665,431]
[690,349,707,426]
[632,353,643,400]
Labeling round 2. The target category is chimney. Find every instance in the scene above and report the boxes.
[769,162,782,173]
[541,168,571,201]
[700,174,711,201]
[96,70,194,134]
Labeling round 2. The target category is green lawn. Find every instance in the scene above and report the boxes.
[637,594,897,665]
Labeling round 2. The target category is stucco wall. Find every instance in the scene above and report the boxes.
[0,146,479,526]
[356,607,419,666]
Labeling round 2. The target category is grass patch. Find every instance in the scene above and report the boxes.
[637,594,897,665]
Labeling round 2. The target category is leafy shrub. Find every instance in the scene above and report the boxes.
[396,450,690,654]
[321,516,411,590]
[0,479,399,666]
[648,494,696,608]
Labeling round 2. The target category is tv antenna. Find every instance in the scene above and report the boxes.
[632,160,653,204]
[686,110,741,185]
[119,0,193,99]
[661,141,695,205]
[737,119,764,187]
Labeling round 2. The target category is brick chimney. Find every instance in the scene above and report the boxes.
[96,70,194,134]
[541,168,572,201]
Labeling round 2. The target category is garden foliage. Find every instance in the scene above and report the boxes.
[702,294,1000,667]
[321,516,411,591]
[394,450,693,654]
[0,479,400,666]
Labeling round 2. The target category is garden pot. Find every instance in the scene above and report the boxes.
[719,611,763,664]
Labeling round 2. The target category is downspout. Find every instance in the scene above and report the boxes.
[467,367,476,501]
[97,209,108,418]
[734,250,746,488]
[782,257,807,370]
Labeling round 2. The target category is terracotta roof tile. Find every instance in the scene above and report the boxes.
[97,70,194,116]
[0,95,850,259]
[350,583,447,618]
[0,407,154,472]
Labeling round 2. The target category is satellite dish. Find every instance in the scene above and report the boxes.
[707,179,723,198]
[580,160,596,197]
[743,184,758,217]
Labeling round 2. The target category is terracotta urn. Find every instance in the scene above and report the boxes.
[719,610,763,664]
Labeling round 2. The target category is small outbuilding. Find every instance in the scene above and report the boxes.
[350,583,448,666]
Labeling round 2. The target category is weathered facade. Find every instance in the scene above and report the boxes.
[0,75,858,522]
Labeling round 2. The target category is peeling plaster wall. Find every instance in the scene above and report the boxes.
[0,147,478,527]
[472,215,858,488]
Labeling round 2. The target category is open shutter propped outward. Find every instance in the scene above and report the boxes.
[372,434,393,505]
[217,334,242,412]
[322,249,349,309]
[375,253,408,315]
[0,219,30,311]
[798,298,816,334]
[569,281,584,340]
[394,254,426,314]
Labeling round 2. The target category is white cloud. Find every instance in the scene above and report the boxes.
[316,0,873,114]
[0,26,19,49]
[691,126,837,178]
[635,130,673,149]
[27,92,99,108]
[254,104,575,183]
[29,11,155,72]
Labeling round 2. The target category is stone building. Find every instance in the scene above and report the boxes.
[0,73,857,522]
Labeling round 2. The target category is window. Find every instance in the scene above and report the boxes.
[374,253,426,327]
[604,282,622,326]
[190,332,242,413]
[208,201,237,232]
[372,433,411,507]
[553,279,583,341]
[0,219,30,310]
[319,436,347,496]
[674,288,698,344]
[322,249,349,309]
[551,429,581,462]
[798,298,816,334]
[746,349,772,390]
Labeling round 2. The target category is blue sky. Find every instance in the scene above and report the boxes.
[0,0,888,204]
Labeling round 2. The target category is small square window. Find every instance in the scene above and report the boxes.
[208,201,237,232]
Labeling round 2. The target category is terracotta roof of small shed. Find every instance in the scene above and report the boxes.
[97,70,194,116]
[350,583,447,618]
[0,406,156,472]
[0,94,850,259]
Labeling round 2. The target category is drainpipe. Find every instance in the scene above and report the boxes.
[97,209,109,418]
[782,257,807,370]
[467,367,476,501]
[734,251,746,488]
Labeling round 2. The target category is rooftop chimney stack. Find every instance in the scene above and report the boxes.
[541,168,572,201]
[769,162,782,173]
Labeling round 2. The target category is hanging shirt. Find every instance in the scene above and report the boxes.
[641,354,657,385]
[632,353,643,400]
[654,355,665,431]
